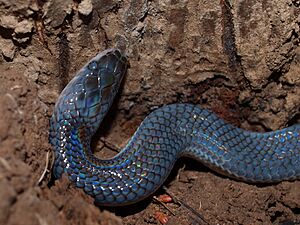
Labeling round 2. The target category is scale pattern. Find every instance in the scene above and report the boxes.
[50,49,300,206]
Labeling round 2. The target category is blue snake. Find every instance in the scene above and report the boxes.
[50,48,300,206]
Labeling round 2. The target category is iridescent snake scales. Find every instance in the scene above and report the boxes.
[50,48,300,206]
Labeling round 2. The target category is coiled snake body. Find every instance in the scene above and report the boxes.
[50,49,300,206]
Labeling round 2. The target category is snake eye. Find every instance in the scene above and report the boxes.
[88,61,98,70]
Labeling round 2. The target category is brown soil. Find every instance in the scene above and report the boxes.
[0,0,299,225]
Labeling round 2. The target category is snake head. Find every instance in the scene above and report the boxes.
[82,48,128,90]
[53,48,128,129]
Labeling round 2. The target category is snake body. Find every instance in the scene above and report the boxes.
[50,48,300,206]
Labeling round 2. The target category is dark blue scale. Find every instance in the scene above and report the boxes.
[49,48,300,206]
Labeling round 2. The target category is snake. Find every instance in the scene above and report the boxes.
[49,48,300,206]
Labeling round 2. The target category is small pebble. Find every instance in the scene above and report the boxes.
[78,0,93,16]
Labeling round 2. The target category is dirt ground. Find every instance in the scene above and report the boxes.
[0,0,299,225]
